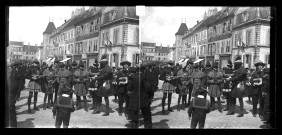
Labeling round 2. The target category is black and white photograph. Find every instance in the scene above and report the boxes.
[6,6,273,129]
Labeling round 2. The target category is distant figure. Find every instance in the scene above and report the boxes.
[188,88,211,129]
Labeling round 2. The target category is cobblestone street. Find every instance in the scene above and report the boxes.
[16,83,264,128]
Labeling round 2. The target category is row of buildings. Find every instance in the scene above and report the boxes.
[7,41,41,63]
[141,42,173,62]
[41,6,139,69]
[173,7,270,69]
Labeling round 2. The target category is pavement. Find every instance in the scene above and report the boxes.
[15,80,265,128]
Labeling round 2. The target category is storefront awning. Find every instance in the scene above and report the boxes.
[60,58,71,62]
[193,59,203,64]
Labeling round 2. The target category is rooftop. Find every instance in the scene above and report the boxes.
[43,22,56,34]
[175,23,188,35]
[155,46,171,53]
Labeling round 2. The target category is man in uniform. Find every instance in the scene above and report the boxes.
[57,62,72,101]
[222,60,234,114]
[69,60,78,98]
[116,60,131,118]
[53,57,61,104]
[127,66,152,128]
[142,62,158,103]
[186,59,194,106]
[88,59,99,110]
[226,56,247,117]
[73,60,90,112]
[94,55,113,116]
[26,59,42,113]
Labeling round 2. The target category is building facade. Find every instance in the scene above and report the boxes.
[99,7,139,67]
[141,42,156,61]
[154,45,172,61]
[207,7,237,68]
[232,7,270,68]
[173,22,188,64]
[8,41,38,62]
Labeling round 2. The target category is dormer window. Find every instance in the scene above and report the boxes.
[109,12,112,21]
[112,11,117,20]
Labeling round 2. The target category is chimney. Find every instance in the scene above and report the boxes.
[197,21,199,24]
[64,19,67,23]
[71,11,74,18]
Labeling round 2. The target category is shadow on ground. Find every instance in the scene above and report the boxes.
[17,118,35,128]
[152,119,170,128]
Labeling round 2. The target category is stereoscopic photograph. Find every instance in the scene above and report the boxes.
[6,6,273,129]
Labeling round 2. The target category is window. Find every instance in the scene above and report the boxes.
[234,33,238,47]
[246,30,252,46]
[226,40,230,52]
[212,43,216,55]
[26,52,28,54]
[113,28,119,45]
[90,21,94,32]
[88,40,91,52]
[112,11,117,20]
[221,41,225,53]
[109,13,112,21]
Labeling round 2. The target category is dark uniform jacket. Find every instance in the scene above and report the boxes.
[26,66,41,83]
[143,68,158,93]
[95,65,113,88]
[127,72,141,111]
[230,66,247,98]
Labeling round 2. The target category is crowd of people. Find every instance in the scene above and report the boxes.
[6,55,273,129]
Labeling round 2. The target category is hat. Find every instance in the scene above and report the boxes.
[254,60,266,67]
[71,60,77,66]
[187,59,194,65]
[54,57,60,63]
[147,62,156,67]
[33,59,40,64]
[120,60,131,66]
[78,60,84,67]
[213,62,219,68]
[227,60,232,67]
[234,56,242,63]
[129,67,137,73]
[205,61,211,67]
[117,67,122,70]
[89,66,94,69]
[59,62,65,68]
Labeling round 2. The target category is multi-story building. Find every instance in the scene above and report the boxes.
[22,44,38,60]
[173,22,188,64]
[48,7,85,64]
[42,21,56,61]
[207,7,238,68]
[7,41,24,62]
[232,7,270,68]
[100,7,139,67]
[8,41,38,62]
[74,7,104,69]
[141,42,155,61]
[154,45,172,61]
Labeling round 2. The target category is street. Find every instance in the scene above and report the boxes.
[15,81,264,128]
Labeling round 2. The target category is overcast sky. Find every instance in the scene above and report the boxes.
[141,6,222,47]
[9,6,88,45]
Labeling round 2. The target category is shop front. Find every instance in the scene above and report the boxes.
[206,56,214,67]
[219,54,231,69]
[73,54,82,65]
[87,53,98,69]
